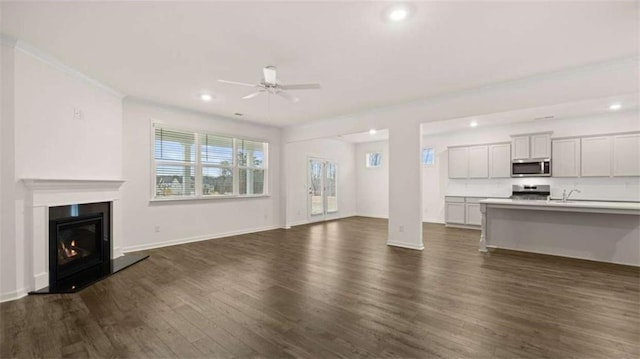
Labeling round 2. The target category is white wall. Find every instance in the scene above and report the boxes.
[121,99,283,252]
[0,39,16,299]
[285,138,356,227]
[13,50,123,179]
[355,141,389,218]
[0,43,123,301]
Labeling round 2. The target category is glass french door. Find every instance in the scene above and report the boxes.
[308,158,338,221]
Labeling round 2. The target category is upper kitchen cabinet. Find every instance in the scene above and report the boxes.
[448,147,469,179]
[468,145,489,178]
[531,134,552,159]
[512,136,530,160]
[613,133,640,176]
[581,136,612,177]
[448,143,510,179]
[552,138,580,177]
[489,143,511,178]
[512,132,552,160]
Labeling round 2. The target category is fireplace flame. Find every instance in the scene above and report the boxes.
[61,241,78,258]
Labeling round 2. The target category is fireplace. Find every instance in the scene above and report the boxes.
[46,202,111,291]
[28,200,147,294]
[21,179,147,298]
[50,213,108,286]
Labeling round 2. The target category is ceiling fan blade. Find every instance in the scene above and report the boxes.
[242,91,264,100]
[218,79,257,87]
[279,83,321,90]
[276,91,299,103]
[263,66,277,85]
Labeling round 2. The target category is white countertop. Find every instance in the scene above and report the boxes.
[480,198,640,215]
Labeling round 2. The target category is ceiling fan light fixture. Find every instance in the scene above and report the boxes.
[264,66,277,85]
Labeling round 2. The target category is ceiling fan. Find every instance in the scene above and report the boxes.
[218,66,320,103]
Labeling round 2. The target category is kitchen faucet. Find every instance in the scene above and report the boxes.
[562,189,581,202]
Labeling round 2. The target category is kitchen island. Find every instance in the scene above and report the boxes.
[479,199,640,266]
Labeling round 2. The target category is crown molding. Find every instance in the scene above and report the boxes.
[0,32,125,99]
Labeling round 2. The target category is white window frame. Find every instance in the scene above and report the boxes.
[422,147,436,166]
[151,123,269,201]
[365,152,383,168]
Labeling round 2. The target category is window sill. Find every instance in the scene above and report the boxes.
[150,194,271,203]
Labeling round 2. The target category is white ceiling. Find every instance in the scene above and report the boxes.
[1,1,638,127]
[339,93,639,143]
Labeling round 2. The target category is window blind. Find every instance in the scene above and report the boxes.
[154,128,196,197]
[200,134,233,166]
[153,125,268,199]
[154,128,195,162]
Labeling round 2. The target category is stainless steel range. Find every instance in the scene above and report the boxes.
[511,184,550,200]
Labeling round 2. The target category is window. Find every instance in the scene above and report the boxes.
[366,152,382,168]
[153,125,268,200]
[422,148,435,165]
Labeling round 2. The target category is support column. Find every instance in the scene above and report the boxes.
[387,122,423,250]
[479,203,488,252]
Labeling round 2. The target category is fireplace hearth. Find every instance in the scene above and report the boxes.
[29,201,147,295]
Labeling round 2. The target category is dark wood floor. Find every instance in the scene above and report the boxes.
[1,217,639,358]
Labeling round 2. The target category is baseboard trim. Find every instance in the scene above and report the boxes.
[387,241,425,251]
[122,225,282,253]
[445,224,481,230]
[288,213,357,228]
[0,288,29,303]
[34,272,48,291]
[355,214,388,219]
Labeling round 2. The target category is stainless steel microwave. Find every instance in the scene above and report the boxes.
[511,159,551,177]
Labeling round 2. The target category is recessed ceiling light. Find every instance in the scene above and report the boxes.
[389,7,408,22]
[200,93,213,102]
[369,129,377,135]
[609,103,622,111]
[384,3,413,22]
[469,121,478,127]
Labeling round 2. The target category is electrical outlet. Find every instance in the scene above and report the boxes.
[73,108,83,120]
[398,225,404,233]
[154,225,160,233]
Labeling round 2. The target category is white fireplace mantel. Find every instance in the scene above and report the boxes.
[23,178,125,192]
[22,178,126,291]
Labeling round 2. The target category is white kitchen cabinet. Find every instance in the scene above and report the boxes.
[468,145,489,178]
[552,138,580,177]
[448,147,469,179]
[512,133,551,160]
[445,196,486,228]
[531,133,551,159]
[489,143,511,178]
[512,136,530,160]
[445,202,466,224]
[613,134,640,177]
[581,136,612,177]
[465,203,482,226]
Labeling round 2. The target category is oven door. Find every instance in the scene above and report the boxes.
[511,160,551,177]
